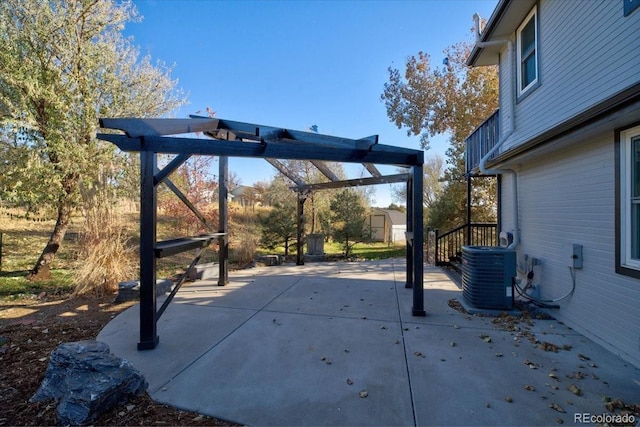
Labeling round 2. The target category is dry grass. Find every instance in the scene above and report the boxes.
[72,188,137,296]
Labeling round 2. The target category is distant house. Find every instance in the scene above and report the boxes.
[466,0,640,367]
[367,208,406,244]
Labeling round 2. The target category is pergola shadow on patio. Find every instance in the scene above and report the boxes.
[97,117,425,350]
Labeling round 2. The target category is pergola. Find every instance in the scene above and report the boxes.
[98,117,425,350]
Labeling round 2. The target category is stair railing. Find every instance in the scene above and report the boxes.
[434,223,498,266]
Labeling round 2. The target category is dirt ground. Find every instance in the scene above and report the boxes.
[0,292,238,426]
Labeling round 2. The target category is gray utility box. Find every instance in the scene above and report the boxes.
[461,246,517,310]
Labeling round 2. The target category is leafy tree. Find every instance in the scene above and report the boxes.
[392,153,445,209]
[381,40,498,231]
[387,203,406,213]
[258,202,298,256]
[157,155,218,236]
[279,159,345,234]
[330,189,368,257]
[0,0,185,280]
[263,175,298,208]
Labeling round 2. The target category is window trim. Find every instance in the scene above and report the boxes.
[516,5,540,99]
[616,122,640,279]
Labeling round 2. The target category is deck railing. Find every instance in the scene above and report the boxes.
[434,223,498,266]
[465,109,500,174]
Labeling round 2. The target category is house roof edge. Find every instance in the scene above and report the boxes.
[466,0,512,67]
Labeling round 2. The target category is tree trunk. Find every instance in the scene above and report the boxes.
[27,174,77,281]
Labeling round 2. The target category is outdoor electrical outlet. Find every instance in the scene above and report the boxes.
[570,244,583,269]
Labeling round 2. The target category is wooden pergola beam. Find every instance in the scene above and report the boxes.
[293,173,410,192]
[97,133,423,167]
[100,117,221,138]
[265,158,306,186]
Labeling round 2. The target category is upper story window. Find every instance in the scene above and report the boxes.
[516,6,539,98]
[617,124,640,278]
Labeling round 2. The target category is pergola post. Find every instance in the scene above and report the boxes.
[138,150,159,350]
[405,176,414,289]
[296,193,306,265]
[218,156,229,286]
[411,164,426,317]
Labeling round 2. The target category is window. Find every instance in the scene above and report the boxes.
[624,0,640,17]
[516,6,539,97]
[617,124,640,277]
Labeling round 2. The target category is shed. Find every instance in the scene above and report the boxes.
[367,208,406,243]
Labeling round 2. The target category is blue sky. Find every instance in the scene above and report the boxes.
[125,0,498,206]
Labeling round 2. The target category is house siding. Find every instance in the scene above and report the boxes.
[508,132,640,367]
[501,0,640,153]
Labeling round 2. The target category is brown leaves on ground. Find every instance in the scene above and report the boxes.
[0,293,238,426]
[604,397,640,418]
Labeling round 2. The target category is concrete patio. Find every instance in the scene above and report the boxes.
[98,259,639,426]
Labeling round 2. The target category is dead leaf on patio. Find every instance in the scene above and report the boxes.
[524,384,535,391]
[567,371,585,380]
[523,359,537,369]
[505,396,513,403]
[538,342,560,352]
[479,334,492,343]
[346,378,354,385]
[568,384,582,396]
[359,390,368,398]
[549,372,559,380]
[549,403,566,413]
[414,351,425,358]
[578,353,590,361]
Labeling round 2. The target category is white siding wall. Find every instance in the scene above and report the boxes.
[501,0,640,152]
[509,133,640,366]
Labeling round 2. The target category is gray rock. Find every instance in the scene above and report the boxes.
[114,279,173,303]
[31,340,147,426]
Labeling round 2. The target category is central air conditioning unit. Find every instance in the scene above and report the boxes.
[461,246,517,310]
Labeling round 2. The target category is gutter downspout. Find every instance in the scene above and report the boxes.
[473,13,519,250]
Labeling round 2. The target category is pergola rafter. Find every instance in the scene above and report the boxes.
[97,117,425,350]
[292,173,410,192]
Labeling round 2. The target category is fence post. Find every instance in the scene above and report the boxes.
[425,227,431,264]
[434,229,439,265]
